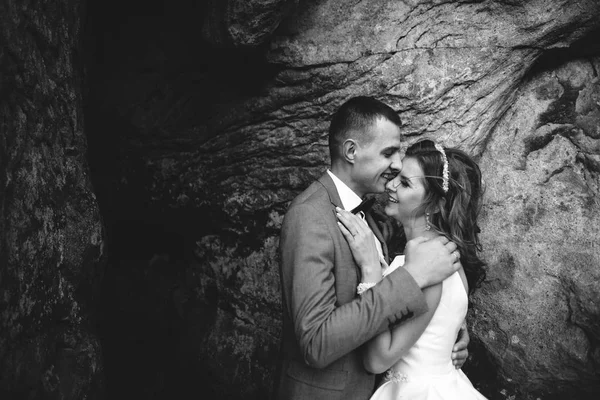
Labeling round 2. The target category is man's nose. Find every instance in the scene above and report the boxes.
[390,153,402,173]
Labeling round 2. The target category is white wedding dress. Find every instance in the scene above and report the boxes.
[370,256,487,400]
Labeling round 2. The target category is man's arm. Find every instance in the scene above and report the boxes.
[280,203,428,369]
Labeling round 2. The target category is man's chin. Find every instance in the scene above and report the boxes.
[376,180,392,194]
[371,186,386,195]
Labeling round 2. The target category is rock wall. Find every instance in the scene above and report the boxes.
[202,0,299,47]
[471,55,600,398]
[83,0,600,399]
[0,0,106,398]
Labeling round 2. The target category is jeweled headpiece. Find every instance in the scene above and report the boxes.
[434,143,449,193]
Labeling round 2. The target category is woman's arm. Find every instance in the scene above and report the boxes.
[363,282,442,374]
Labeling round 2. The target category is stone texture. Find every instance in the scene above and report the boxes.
[84,0,600,399]
[202,0,299,47]
[470,57,600,398]
[0,0,106,398]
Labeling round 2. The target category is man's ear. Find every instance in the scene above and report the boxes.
[342,139,358,164]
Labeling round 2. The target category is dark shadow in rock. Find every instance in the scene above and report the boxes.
[526,27,600,77]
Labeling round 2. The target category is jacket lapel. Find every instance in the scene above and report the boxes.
[317,173,343,212]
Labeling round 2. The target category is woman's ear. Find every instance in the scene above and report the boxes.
[437,198,446,213]
[342,139,357,164]
[428,198,444,215]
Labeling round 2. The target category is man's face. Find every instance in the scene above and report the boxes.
[351,117,402,197]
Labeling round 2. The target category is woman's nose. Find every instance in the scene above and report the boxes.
[386,176,400,191]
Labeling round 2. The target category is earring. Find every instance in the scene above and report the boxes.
[425,213,431,231]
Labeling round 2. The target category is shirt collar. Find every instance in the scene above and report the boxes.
[327,170,362,212]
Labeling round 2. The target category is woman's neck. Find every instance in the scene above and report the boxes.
[403,217,439,241]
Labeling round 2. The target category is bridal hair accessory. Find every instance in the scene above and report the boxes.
[434,143,449,193]
[357,282,376,295]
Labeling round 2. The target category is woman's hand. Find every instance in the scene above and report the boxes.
[336,207,383,283]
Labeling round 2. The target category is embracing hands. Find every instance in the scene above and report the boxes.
[335,207,383,283]
[403,236,461,288]
[452,320,470,369]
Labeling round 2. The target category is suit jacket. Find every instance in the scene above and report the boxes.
[274,173,428,400]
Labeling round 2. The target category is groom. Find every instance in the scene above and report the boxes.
[274,96,468,400]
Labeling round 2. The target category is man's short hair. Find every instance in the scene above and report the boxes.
[328,96,402,161]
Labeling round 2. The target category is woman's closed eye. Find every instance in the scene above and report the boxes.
[389,176,410,189]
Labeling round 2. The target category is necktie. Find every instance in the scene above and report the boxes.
[350,197,376,214]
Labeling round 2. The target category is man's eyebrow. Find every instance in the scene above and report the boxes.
[382,145,400,153]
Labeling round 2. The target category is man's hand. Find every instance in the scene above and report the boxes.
[403,236,461,288]
[452,321,470,369]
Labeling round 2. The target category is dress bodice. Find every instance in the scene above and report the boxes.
[372,257,486,400]
[391,269,467,378]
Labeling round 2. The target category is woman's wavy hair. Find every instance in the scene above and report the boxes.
[405,139,486,293]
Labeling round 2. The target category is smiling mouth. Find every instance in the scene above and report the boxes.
[381,173,396,181]
[387,194,399,203]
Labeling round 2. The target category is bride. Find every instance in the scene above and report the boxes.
[336,139,487,399]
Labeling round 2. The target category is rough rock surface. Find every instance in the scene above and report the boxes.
[0,0,106,398]
[202,0,299,47]
[83,0,600,399]
[471,57,600,398]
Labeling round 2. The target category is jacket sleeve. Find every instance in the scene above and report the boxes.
[280,202,428,369]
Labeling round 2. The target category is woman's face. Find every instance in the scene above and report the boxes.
[384,157,427,224]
